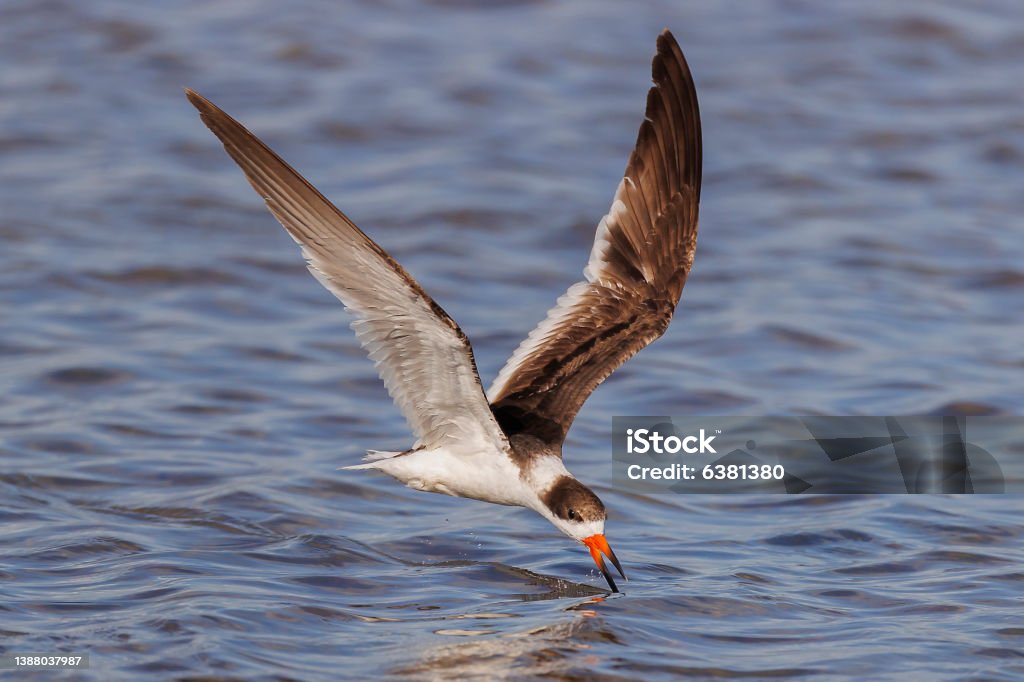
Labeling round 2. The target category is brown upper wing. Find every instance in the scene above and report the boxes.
[487,29,702,447]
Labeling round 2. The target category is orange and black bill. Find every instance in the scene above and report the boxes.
[583,534,626,592]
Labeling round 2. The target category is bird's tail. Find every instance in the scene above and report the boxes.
[338,449,404,471]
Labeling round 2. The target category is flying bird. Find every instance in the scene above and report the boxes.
[186,28,701,592]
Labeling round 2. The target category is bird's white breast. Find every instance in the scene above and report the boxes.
[371,445,534,507]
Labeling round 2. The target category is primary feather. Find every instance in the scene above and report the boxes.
[487,29,703,448]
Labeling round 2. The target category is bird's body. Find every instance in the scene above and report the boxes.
[360,446,570,514]
[356,445,543,506]
[187,29,702,591]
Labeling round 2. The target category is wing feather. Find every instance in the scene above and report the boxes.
[186,90,509,454]
[487,29,702,447]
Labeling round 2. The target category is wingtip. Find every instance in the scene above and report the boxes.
[183,87,212,114]
[652,29,689,81]
[652,27,696,100]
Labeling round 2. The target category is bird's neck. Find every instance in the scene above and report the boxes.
[523,455,573,512]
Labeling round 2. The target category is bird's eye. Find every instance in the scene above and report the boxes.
[567,509,577,521]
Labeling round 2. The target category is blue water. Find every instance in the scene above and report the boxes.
[2,1,1022,679]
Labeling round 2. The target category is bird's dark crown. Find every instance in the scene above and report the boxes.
[542,476,606,523]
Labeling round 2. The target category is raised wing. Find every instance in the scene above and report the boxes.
[487,29,702,447]
[186,90,509,454]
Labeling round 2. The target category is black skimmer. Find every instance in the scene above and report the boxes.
[186,29,701,592]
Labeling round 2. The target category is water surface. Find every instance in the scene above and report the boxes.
[2,0,1023,679]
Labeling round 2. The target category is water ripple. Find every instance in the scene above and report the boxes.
[1,0,1022,680]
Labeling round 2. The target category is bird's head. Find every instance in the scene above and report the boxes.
[540,475,626,591]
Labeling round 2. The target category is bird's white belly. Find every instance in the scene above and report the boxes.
[376,447,528,507]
